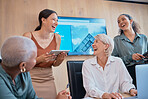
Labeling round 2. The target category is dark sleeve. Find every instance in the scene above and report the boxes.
[0,77,17,99]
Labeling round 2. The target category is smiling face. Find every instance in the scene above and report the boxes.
[42,13,58,33]
[117,15,133,31]
[92,39,108,56]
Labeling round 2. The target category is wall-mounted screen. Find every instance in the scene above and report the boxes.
[55,16,107,55]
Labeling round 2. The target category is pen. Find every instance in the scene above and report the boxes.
[66,83,70,89]
[65,83,71,98]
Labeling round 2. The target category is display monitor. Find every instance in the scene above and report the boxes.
[55,16,107,55]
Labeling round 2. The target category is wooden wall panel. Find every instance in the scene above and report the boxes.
[47,0,62,15]
[0,0,49,45]
[103,1,148,38]
[0,0,2,45]
[21,0,48,32]
[59,0,76,16]
[0,0,148,93]
[138,4,148,34]
[86,0,105,18]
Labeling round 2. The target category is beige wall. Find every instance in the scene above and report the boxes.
[0,0,148,93]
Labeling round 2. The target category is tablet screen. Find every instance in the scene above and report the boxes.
[48,50,70,56]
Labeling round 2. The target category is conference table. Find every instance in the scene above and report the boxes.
[83,93,132,99]
[122,93,133,98]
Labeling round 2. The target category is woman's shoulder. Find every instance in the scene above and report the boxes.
[54,33,61,43]
[139,34,147,38]
[23,32,32,38]
[54,33,61,39]
[113,35,122,42]
[138,34,148,42]
[83,57,95,63]
[110,56,123,62]
[114,35,121,39]
[21,72,31,81]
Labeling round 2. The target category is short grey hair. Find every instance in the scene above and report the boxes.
[1,36,37,67]
[94,34,114,56]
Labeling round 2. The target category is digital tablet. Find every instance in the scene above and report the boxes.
[143,51,148,57]
[143,51,148,59]
[48,50,70,56]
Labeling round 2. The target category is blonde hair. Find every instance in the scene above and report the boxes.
[94,34,114,56]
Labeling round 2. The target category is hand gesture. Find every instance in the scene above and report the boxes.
[129,89,137,96]
[132,53,145,60]
[36,53,57,64]
[102,92,123,99]
[56,90,71,99]
[56,52,67,61]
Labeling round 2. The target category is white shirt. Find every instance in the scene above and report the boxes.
[82,56,135,98]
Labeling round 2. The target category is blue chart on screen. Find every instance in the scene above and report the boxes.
[55,17,107,55]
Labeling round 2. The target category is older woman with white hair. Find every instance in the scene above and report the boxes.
[0,36,71,99]
[0,36,38,99]
[82,34,137,99]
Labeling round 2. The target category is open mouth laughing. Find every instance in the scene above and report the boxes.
[121,24,125,27]
[93,48,97,51]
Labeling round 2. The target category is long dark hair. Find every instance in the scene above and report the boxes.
[118,14,141,34]
[35,9,57,31]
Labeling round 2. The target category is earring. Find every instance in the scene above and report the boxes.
[104,49,108,56]
[21,67,26,73]
[104,49,107,53]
